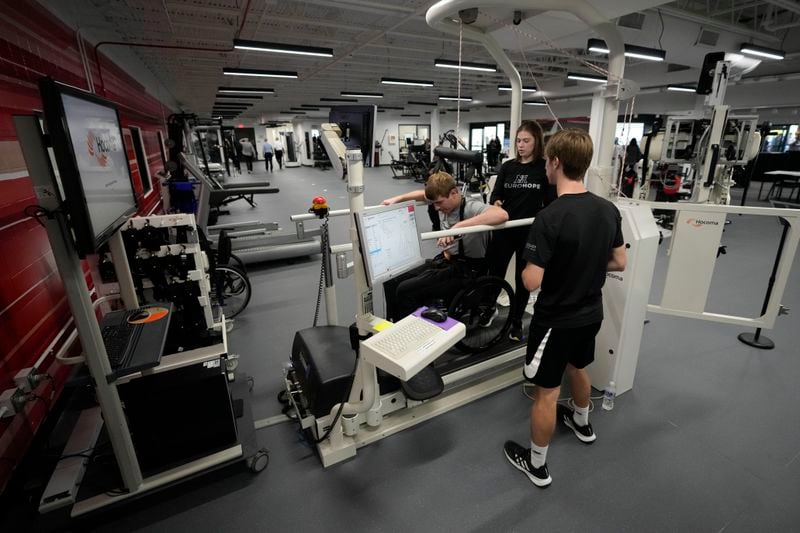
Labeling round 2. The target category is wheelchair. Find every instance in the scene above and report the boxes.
[387,263,514,355]
[199,228,252,319]
[447,274,514,354]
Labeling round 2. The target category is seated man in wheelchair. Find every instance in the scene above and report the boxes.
[382,171,508,323]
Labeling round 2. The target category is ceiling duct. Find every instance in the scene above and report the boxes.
[617,12,645,30]
[695,28,720,47]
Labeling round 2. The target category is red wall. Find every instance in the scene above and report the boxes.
[0,1,174,493]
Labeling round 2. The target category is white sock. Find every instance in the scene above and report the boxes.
[530,442,548,468]
[573,403,589,427]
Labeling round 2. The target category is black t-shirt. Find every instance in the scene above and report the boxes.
[522,192,624,328]
[489,159,554,220]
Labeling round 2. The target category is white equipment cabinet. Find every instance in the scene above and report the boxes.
[588,204,660,395]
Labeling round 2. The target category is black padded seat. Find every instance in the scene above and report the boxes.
[401,365,444,401]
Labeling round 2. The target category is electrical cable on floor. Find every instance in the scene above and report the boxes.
[522,382,603,412]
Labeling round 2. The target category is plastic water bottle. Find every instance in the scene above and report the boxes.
[602,381,616,411]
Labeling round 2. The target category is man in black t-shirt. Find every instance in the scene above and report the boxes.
[503,129,627,488]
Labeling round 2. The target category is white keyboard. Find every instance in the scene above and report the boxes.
[360,314,465,381]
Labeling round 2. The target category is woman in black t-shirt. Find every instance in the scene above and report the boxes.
[488,120,554,341]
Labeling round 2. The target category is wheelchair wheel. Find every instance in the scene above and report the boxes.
[448,276,514,354]
[211,265,252,318]
[229,253,247,272]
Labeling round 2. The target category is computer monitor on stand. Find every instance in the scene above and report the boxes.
[38,77,138,257]
[353,201,464,381]
[352,201,425,288]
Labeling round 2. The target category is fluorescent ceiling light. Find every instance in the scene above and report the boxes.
[233,39,333,58]
[215,94,262,100]
[587,38,610,54]
[340,92,383,98]
[666,85,697,92]
[567,72,606,83]
[434,59,496,72]
[291,107,318,111]
[281,110,306,114]
[378,106,404,110]
[486,104,510,108]
[439,95,472,101]
[408,101,438,106]
[401,114,420,117]
[320,97,357,102]
[498,85,537,93]
[223,68,298,79]
[586,38,666,62]
[740,43,785,60]
[217,87,274,94]
[524,101,547,106]
[301,104,327,108]
[381,77,434,87]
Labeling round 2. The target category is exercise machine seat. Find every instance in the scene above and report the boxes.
[400,365,444,401]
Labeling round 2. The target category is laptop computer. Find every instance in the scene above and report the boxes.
[100,302,173,382]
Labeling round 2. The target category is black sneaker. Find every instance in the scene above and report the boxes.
[503,440,552,487]
[558,404,596,443]
[478,307,499,327]
[508,322,524,342]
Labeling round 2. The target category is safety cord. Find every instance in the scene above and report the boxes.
[496,12,640,198]
[495,14,615,81]
[513,30,563,131]
[615,96,637,200]
[456,21,463,141]
[312,214,330,327]
[483,11,625,137]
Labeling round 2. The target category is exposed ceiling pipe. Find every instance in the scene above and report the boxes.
[75,28,95,93]
[761,1,800,32]
[761,18,800,31]
[235,0,253,39]
[710,0,763,18]
[93,41,232,97]
[298,5,431,82]
[764,0,800,16]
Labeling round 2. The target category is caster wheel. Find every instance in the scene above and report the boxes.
[277,389,289,404]
[248,449,269,473]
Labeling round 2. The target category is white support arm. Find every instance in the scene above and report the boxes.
[320,123,347,180]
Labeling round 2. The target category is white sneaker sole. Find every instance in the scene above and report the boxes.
[504,450,552,487]
[562,415,597,443]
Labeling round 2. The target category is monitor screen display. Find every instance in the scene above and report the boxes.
[39,78,137,256]
[354,201,425,287]
[61,93,136,242]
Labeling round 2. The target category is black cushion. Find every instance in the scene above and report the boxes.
[401,365,444,401]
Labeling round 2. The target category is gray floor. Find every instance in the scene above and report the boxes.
[90,164,799,532]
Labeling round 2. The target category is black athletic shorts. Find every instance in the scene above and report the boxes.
[523,321,602,388]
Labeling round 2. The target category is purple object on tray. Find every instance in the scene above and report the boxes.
[413,306,460,331]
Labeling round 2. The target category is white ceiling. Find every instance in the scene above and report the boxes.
[40,0,800,122]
